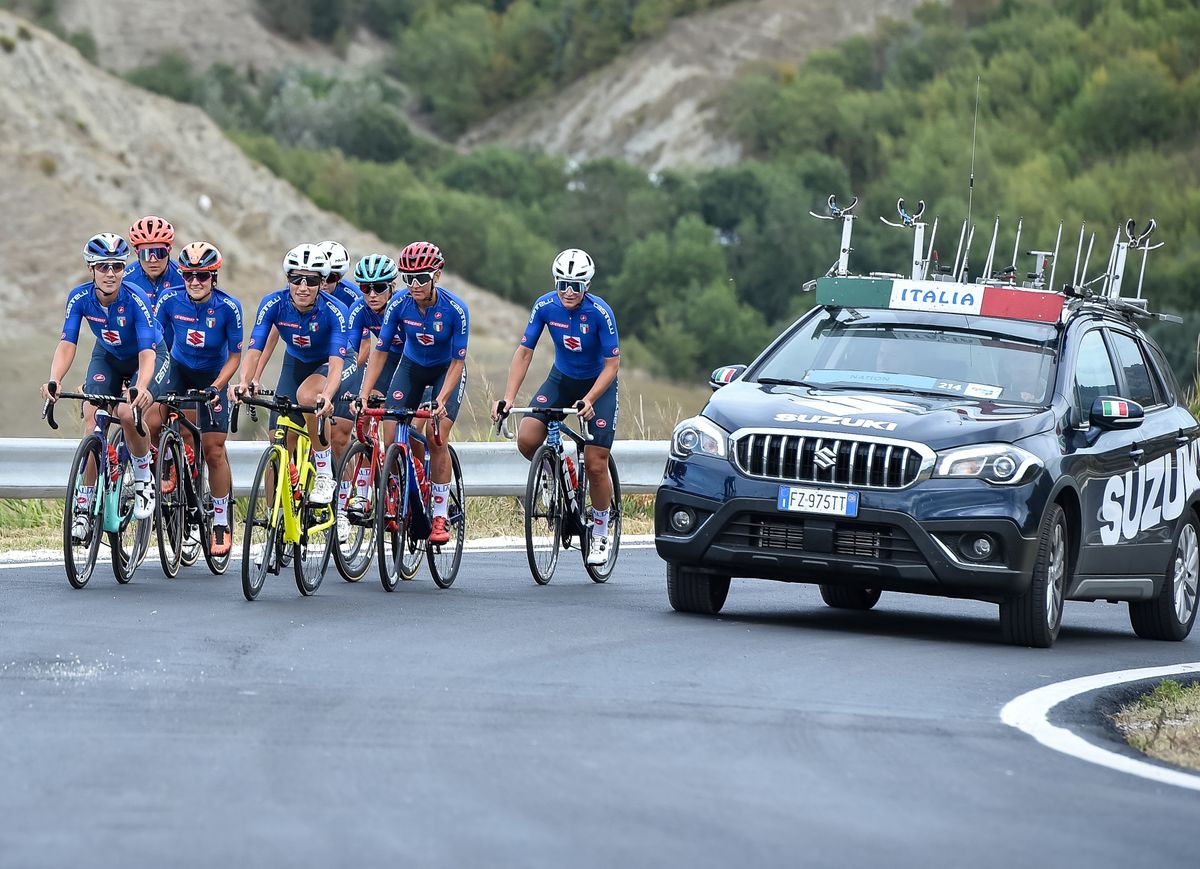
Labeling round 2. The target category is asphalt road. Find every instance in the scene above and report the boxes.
[1,543,1197,868]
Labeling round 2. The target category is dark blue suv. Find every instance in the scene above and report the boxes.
[655,239,1199,647]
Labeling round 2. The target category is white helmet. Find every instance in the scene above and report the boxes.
[282,243,330,277]
[317,240,350,276]
[552,248,595,284]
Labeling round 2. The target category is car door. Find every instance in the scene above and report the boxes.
[1067,327,1143,577]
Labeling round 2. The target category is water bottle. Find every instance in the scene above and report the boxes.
[289,462,301,503]
[563,449,579,512]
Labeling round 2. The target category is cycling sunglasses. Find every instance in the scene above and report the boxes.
[288,274,323,288]
[137,246,171,262]
[555,279,587,295]
[360,282,393,295]
[182,271,214,284]
[400,271,436,287]
[324,273,343,284]
[92,261,125,274]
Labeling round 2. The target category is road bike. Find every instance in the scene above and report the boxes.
[154,390,232,578]
[232,389,334,600]
[42,384,153,588]
[496,402,621,585]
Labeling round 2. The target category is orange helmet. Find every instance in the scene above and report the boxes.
[128,215,174,247]
[178,241,222,272]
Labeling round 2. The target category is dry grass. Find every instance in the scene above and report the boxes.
[1110,680,1200,772]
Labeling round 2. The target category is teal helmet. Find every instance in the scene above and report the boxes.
[353,253,398,283]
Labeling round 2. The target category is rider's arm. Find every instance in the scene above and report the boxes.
[156,292,176,350]
[45,340,78,391]
[238,349,262,392]
[245,294,280,385]
[502,346,535,407]
[358,345,387,400]
[253,328,279,383]
[131,347,158,409]
[583,356,620,406]
[212,352,241,392]
[436,359,464,411]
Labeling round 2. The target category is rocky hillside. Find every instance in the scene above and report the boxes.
[460,0,927,171]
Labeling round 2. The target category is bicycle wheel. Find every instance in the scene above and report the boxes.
[525,444,563,585]
[110,431,151,585]
[294,471,333,597]
[333,441,376,582]
[199,463,232,576]
[376,443,407,592]
[154,429,186,578]
[428,446,465,589]
[63,435,105,589]
[242,447,281,601]
[583,456,622,583]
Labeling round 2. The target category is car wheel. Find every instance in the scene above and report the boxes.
[666,561,730,615]
[1000,503,1069,648]
[1129,513,1199,641]
[819,585,882,610]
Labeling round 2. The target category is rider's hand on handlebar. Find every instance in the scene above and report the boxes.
[316,395,335,419]
[40,381,58,402]
[491,398,510,422]
[128,386,154,412]
[574,398,595,421]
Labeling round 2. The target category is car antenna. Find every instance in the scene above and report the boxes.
[961,75,981,281]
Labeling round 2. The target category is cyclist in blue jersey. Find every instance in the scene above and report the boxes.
[332,253,400,541]
[318,240,361,309]
[355,241,467,546]
[123,215,183,309]
[237,243,350,505]
[492,248,620,566]
[156,242,243,556]
[41,233,172,540]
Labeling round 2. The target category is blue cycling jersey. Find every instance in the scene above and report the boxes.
[324,278,360,310]
[156,287,244,372]
[248,289,350,365]
[520,292,619,379]
[62,281,161,361]
[345,297,390,359]
[122,260,184,309]
[376,287,469,367]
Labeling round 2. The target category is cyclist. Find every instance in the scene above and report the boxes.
[41,233,171,540]
[237,243,349,505]
[492,248,620,566]
[155,242,244,556]
[124,215,183,309]
[355,241,467,546]
[318,240,361,309]
[332,253,401,541]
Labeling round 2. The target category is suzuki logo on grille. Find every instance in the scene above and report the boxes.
[814,446,838,469]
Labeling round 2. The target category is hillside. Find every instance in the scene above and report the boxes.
[459,0,926,170]
[0,13,705,439]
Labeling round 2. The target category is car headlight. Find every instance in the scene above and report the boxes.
[671,416,728,459]
[934,444,1041,485]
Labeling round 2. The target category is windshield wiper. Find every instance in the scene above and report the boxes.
[820,382,937,397]
[756,377,812,388]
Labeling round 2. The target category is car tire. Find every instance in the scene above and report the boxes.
[667,561,730,615]
[819,585,882,610]
[1129,513,1199,641]
[1000,503,1069,648]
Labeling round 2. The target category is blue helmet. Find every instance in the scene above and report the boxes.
[354,253,398,283]
[84,232,130,264]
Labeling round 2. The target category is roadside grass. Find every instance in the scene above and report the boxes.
[1110,679,1200,772]
[0,498,63,551]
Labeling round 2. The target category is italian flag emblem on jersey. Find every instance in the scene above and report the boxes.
[1102,400,1129,417]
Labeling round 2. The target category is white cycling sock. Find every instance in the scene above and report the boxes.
[338,480,351,511]
[592,508,610,537]
[431,482,450,519]
[77,485,96,512]
[132,452,152,482]
[354,466,371,498]
[213,495,230,528]
[314,448,333,478]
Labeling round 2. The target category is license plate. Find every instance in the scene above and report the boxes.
[777,486,859,517]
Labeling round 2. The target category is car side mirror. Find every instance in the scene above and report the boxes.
[709,364,746,391]
[1089,396,1144,431]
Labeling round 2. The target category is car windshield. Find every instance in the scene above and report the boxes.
[753,309,1059,404]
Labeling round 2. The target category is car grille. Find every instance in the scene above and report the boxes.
[714,514,924,563]
[733,431,931,489]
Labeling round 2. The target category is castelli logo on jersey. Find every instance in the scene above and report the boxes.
[596,419,607,428]
[434,311,442,319]
[207,308,214,315]
[536,394,547,403]
[117,306,124,314]
[580,314,587,321]
[93,373,105,382]
[458,348,466,358]
[393,390,404,400]
[339,346,347,356]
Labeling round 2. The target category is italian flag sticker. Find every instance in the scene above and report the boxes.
[1102,400,1129,417]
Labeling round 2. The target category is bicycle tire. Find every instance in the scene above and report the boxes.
[583,455,622,583]
[242,447,281,601]
[525,444,562,585]
[154,429,186,578]
[428,445,465,589]
[294,468,333,597]
[63,435,105,589]
[333,440,376,582]
[110,430,150,585]
[376,443,407,592]
[199,462,232,576]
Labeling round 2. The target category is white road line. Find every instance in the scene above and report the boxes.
[1001,663,1200,791]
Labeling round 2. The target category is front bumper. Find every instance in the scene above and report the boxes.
[654,456,1044,602]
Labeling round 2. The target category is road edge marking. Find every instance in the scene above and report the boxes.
[1000,662,1200,791]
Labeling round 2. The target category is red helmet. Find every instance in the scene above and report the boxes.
[178,241,222,272]
[128,215,175,247]
[398,241,444,272]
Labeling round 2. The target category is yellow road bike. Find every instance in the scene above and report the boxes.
[232,389,335,600]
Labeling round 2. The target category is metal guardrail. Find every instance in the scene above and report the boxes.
[0,438,670,499]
